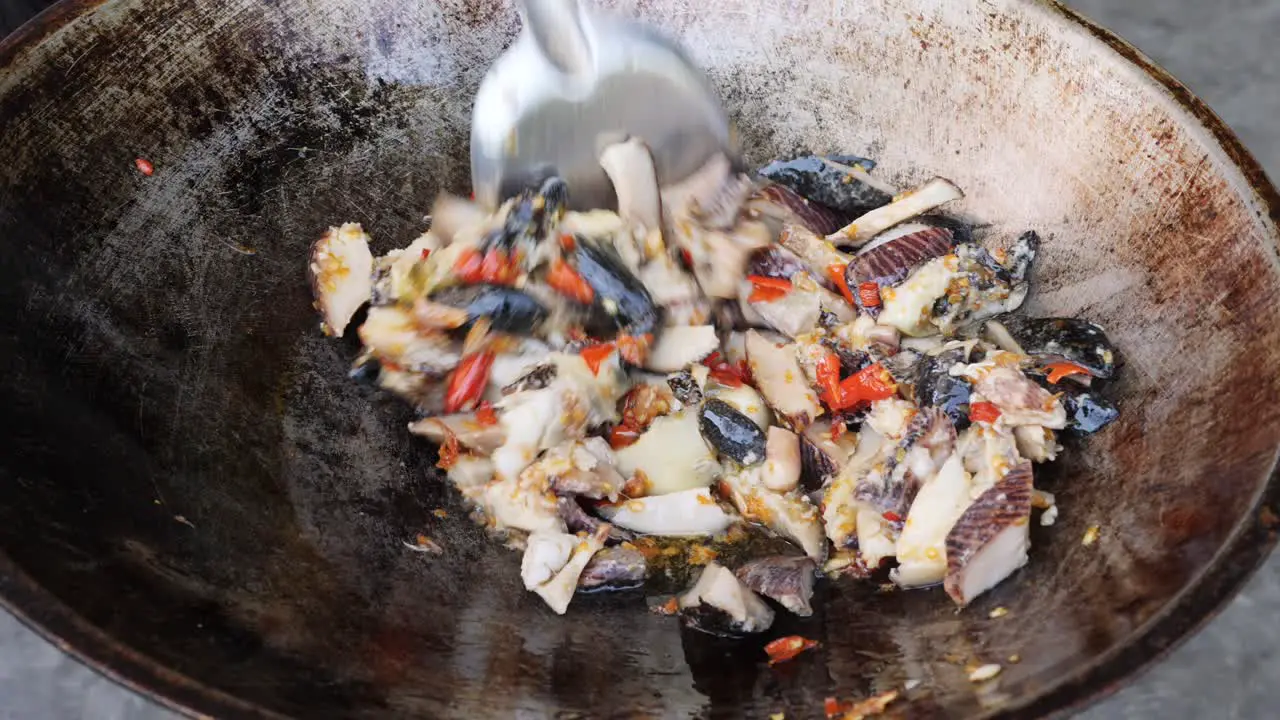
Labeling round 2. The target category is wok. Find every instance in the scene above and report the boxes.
[1,0,1279,717]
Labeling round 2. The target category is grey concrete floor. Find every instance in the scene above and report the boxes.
[2,0,1279,718]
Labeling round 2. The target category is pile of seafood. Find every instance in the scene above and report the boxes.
[309,141,1120,635]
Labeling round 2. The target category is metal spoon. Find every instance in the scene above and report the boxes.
[470,0,735,211]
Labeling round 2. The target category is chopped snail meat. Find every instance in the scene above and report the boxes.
[777,224,853,279]
[598,488,738,537]
[745,330,823,430]
[445,455,495,500]
[358,305,462,375]
[492,353,625,482]
[799,419,858,491]
[521,530,578,590]
[892,453,971,588]
[645,325,720,373]
[371,231,441,306]
[309,223,375,337]
[876,256,960,337]
[579,545,647,591]
[409,414,506,455]
[477,473,564,534]
[828,177,964,247]
[761,426,802,493]
[679,562,775,636]
[944,462,1035,606]
[1014,425,1060,463]
[429,193,489,245]
[735,555,817,617]
[747,183,852,236]
[524,438,627,501]
[557,496,636,543]
[721,466,826,561]
[532,524,612,614]
[614,411,721,495]
[822,424,887,550]
[963,364,1067,429]
[599,138,663,231]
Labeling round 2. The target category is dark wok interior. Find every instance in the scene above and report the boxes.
[2,0,1280,717]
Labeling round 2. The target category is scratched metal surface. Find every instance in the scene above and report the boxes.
[0,0,1278,718]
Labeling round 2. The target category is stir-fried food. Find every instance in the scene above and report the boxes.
[309,145,1121,626]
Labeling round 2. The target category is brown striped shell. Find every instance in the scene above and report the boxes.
[847,225,956,313]
[944,460,1035,605]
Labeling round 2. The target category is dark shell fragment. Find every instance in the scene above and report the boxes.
[503,363,557,395]
[750,183,852,235]
[798,434,838,492]
[999,315,1119,378]
[572,238,661,338]
[734,555,817,617]
[1059,387,1120,435]
[699,399,767,466]
[489,176,568,251]
[349,356,382,386]
[746,245,809,282]
[847,226,956,316]
[821,338,872,377]
[430,284,548,335]
[557,497,635,544]
[758,154,891,217]
[914,345,974,430]
[578,546,647,591]
[667,369,704,407]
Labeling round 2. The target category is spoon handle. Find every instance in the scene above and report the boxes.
[520,0,593,76]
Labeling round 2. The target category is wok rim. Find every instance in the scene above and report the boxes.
[0,0,1277,718]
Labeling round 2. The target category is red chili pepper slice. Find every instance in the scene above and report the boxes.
[831,419,848,441]
[479,248,514,285]
[882,511,902,523]
[134,158,154,176]
[580,343,615,375]
[1044,361,1091,384]
[608,424,641,450]
[615,334,652,366]
[420,248,431,261]
[746,275,793,304]
[816,351,843,408]
[764,635,819,665]
[858,281,882,308]
[702,351,748,387]
[547,258,595,304]
[474,402,498,426]
[969,401,1002,424]
[827,263,855,305]
[831,362,897,411]
[443,350,495,413]
[435,427,461,470]
[453,248,484,284]
[709,366,745,386]
[824,697,851,717]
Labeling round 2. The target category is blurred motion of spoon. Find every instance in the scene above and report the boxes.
[470,0,736,211]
